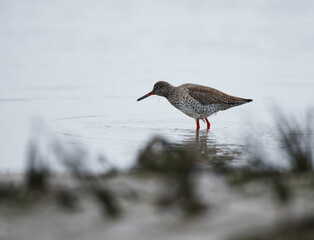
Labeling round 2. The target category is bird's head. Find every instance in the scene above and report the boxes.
[137,81,172,101]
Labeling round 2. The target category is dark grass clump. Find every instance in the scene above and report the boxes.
[216,111,314,204]
[276,112,313,173]
[137,137,206,216]
[25,141,50,193]
[0,138,122,218]
[91,183,121,218]
[55,188,79,211]
[0,142,51,210]
[53,140,121,218]
[215,159,292,204]
[0,182,27,207]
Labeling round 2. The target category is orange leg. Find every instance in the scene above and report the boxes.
[196,119,200,130]
[205,118,210,130]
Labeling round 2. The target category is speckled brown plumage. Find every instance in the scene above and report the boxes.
[137,81,252,130]
[180,83,251,106]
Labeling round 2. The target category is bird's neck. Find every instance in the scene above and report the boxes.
[163,85,178,100]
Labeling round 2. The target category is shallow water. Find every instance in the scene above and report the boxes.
[1,0,314,172]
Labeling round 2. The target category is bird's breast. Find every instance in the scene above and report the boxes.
[167,93,218,119]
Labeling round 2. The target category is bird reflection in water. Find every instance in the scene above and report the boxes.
[178,129,243,168]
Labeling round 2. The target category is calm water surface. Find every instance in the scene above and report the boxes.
[1,0,314,172]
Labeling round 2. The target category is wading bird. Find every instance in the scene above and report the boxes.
[137,81,252,130]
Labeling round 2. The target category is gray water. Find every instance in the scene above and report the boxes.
[1,0,314,172]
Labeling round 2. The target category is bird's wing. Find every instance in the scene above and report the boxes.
[181,83,251,106]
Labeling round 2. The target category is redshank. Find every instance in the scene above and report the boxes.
[137,81,252,130]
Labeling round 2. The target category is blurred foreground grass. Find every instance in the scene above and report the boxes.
[0,112,314,239]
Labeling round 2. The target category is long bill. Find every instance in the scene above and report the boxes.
[137,91,155,101]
